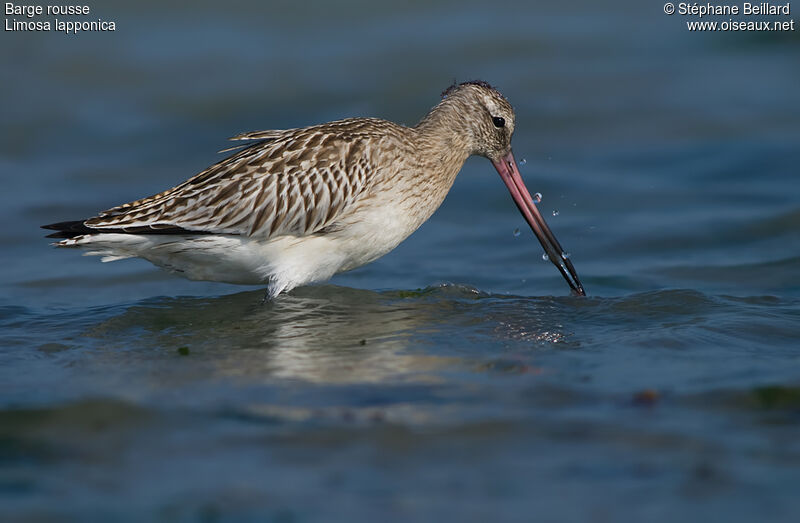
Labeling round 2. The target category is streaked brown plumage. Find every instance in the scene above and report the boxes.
[43,81,585,298]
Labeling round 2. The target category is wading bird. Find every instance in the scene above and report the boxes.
[43,81,586,298]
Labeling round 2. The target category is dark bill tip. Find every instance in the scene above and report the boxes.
[492,151,586,296]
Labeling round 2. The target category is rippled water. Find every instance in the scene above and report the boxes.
[2,1,800,521]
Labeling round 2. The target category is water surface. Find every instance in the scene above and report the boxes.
[1,1,799,521]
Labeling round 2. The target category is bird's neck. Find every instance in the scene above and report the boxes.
[413,98,473,177]
[416,97,472,147]
[393,99,473,218]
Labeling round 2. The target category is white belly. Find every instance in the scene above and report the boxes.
[59,203,426,297]
[59,184,446,297]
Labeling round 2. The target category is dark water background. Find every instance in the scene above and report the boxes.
[2,1,799,521]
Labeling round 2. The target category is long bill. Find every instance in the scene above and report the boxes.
[492,150,586,296]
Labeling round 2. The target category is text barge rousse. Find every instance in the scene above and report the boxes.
[5,3,114,33]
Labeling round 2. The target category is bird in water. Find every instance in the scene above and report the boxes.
[43,81,586,298]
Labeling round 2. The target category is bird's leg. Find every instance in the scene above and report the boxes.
[261,279,286,305]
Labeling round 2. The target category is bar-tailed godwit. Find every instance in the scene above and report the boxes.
[43,81,586,297]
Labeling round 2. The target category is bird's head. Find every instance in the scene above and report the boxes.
[440,80,516,161]
[437,80,586,297]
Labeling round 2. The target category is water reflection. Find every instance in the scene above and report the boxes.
[81,284,574,386]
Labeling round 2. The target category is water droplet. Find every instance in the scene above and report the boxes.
[519,158,527,166]
[542,253,549,261]
[552,209,559,217]
[533,192,542,203]
[513,228,520,237]
[561,252,571,260]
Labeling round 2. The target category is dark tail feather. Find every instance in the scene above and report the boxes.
[42,220,95,239]
[42,220,211,238]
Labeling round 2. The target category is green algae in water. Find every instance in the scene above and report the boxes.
[750,385,800,410]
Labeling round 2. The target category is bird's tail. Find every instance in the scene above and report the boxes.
[41,220,95,239]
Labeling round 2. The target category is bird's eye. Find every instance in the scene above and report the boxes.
[492,116,505,128]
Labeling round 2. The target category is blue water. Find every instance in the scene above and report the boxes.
[2,1,800,521]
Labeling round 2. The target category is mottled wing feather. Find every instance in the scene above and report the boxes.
[84,119,389,239]
[228,129,291,141]
[216,129,292,153]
